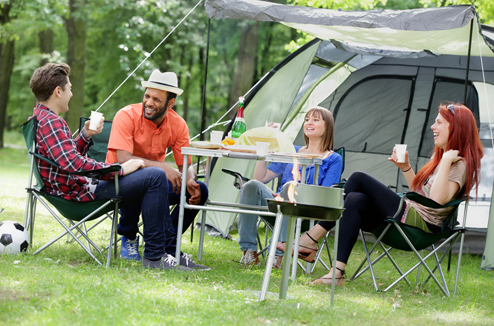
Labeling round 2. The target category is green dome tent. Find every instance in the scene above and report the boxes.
[200,0,494,270]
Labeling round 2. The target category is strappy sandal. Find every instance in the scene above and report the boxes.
[278,231,319,263]
[308,267,345,286]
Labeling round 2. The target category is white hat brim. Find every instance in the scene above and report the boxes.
[141,81,184,96]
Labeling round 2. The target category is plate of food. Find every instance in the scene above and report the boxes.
[225,145,257,153]
[190,141,223,150]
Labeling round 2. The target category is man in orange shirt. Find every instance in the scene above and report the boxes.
[107,70,209,270]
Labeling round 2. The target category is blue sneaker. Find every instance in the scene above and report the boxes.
[120,236,141,261]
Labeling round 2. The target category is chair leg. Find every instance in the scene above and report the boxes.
[107,204,119,267]
[257,232,265,258]
[25,193,37,247]
[32,196,103,265]
[389,225,450,296]
[256,219,265,258]
[350,229,387,292]
[454,230,466,296]
[82,222,91,252]
[377,241,412,287]
[308,232,332,273]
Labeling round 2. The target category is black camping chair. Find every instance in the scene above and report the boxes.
[350,192,468,296]
[223,147,345,273]
[22,117,121,267]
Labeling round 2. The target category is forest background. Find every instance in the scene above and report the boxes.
[1,0,493,148]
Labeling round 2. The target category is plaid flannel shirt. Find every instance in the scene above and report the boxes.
[33,104,118,201]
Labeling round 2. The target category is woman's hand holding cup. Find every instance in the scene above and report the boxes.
[388,146,410,171]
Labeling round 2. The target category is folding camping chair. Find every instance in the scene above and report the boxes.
[350,192,468,297]
[22,116,121,267]
[223,147,345,273]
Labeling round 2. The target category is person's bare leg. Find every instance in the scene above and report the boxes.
[277,224,328,254]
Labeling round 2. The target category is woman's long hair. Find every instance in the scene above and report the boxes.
[303,106,335,152]
[412,103,483,197]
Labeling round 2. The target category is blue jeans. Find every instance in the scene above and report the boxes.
[237,180,288,256]
[95,167,209,259]
[94,167,169,260]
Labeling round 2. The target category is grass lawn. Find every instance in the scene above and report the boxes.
[1,142,493,326]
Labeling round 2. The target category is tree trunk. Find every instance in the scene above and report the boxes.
[63,0,87,132]
[0,3,15,148]
[39,28,54,66]
[228,21,259,119]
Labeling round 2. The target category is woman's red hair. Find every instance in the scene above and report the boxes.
[412,103,483,198]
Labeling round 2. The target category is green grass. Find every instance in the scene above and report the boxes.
[1,144,494,325]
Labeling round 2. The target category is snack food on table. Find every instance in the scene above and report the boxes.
[237,126,295,153]
[222,137,235,146]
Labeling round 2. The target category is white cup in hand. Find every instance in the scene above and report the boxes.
[395,144,407,163]
[89,111,103,130]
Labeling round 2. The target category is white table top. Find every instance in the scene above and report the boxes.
[181,147,324,165]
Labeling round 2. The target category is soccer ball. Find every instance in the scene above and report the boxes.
[0,221,30,255]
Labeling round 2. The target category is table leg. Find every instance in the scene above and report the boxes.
[291,217,302,280]
[331,219,339,307]
[280,216,296,299]
[175,154,189,262]
[260,206,283,301]
[198,156,211,261]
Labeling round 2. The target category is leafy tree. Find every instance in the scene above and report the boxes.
[0,1,15,148]
[63,0,88,131]
[2,0,493,146]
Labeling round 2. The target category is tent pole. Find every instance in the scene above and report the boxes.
[199,18,211,143]
[192,18,211,243]
[463,19,474,104]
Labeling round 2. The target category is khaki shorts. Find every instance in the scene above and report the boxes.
[399,202,432,233]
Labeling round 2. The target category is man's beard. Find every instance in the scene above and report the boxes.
[143,98,170,122]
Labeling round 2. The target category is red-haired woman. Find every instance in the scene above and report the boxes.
[278,103,483,286]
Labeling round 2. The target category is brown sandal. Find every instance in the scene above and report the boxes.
[277,231,319,263]
[308,267,345,286]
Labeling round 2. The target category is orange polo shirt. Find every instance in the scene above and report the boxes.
[106,103,192,166]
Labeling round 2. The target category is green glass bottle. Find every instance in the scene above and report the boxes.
[231,96,247,139]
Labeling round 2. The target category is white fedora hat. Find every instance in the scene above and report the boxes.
[141,70,184,96]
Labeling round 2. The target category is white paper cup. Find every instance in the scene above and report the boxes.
[395,144,407,163]
[256,142,270,156]
[210,131,223,144]
[89,111,103,130]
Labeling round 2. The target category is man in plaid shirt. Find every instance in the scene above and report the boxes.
[28,63,199,271]
[33,102,119,201]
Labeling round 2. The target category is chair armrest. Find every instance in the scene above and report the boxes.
[30,151,121,178]
[222,169,250,182]
[402,192,467,209]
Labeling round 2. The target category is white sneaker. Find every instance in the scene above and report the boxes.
[142,254,193,271]
[180,252,211,271]
[240,249,260,267]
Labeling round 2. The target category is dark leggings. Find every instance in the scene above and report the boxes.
[318,171,404,264]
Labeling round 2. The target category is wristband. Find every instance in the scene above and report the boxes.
[401,166,412,173]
